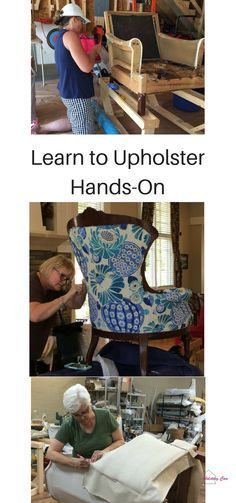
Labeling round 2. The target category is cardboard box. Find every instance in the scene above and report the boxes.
[167,428,186,441]
[121,378,131,393]
[143,424,165,433]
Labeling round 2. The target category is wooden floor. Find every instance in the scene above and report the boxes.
[32,492,57,502]
[35,79,204,135]
[35,81,67,131]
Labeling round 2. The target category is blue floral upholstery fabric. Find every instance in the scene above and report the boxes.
[68,224,193,334]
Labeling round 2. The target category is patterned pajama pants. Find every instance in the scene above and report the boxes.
[61,97,95,134]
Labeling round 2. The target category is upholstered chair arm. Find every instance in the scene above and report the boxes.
[158,33,204,68]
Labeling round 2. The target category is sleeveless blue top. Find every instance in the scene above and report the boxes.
[55,29,94,99]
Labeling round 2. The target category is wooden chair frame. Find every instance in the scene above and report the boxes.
[101,11,204,133]
[105,11,204,69]
[67,208,192,376]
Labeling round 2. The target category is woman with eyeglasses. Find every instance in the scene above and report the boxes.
[47,384,124,469]
[30,255,86,375]
[42,3,101,135]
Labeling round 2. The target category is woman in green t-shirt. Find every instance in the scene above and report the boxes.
[47,384,124,469]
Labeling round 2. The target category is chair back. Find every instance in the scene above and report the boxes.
[105,11,160,61]
[68,208,192,336]
[105,11,204,68]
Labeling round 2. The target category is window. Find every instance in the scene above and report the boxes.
[145,203,174,288]
[75,202,104,320]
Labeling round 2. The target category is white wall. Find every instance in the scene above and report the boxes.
[34,22,57,64]
[31,377,205,422]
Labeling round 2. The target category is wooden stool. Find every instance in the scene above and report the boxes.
[31,441,45,496]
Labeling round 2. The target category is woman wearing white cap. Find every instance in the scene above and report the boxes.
[52,3,101,134]
[47,384,124,468]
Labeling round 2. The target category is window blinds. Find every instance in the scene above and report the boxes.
[145,203,174,288]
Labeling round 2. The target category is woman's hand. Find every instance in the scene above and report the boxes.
[47,439,91,469]
[92,45,102,56]
[90,450,104,462]
[67,283,83,299]
[64,282,87,308]
[70,456,90,469]
[47,440,90,469]
[87,44,102,65]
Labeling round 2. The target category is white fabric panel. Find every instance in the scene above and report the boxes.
[93,355,119,376]
[84,434,196,503]
[45,462,107,503]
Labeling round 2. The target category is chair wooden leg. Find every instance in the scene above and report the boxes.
[181,329,191,362]
[86,334,99,364]
[139,335,148,376]
[138,93,146,116]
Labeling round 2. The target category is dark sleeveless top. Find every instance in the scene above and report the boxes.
[55,29,94,99]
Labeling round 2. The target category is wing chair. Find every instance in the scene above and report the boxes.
[67,208,193,376]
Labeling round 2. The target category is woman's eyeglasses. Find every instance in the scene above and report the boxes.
[53,267,71,284]
[76,16,87,24]
[73,405,90,418]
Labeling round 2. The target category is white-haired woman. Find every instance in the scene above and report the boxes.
[47,384,124,468]
[30,255,86,375]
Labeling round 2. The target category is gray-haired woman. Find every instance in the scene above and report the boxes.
[47,384,124,468]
